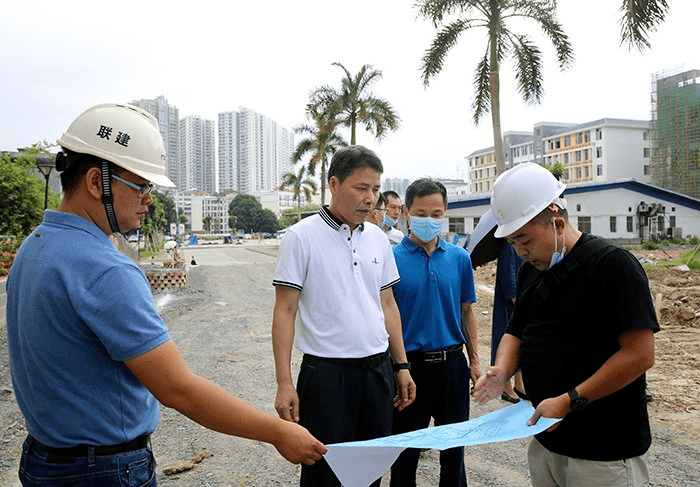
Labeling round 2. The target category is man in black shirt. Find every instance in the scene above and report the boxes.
[474,163,658,486]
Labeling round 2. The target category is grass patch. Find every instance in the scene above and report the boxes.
[642,248,700,271]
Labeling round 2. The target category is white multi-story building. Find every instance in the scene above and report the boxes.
[467,119,651,194]
[179,116,216,194]
[173,191,237,234]
[131,96,179,188]
[218,107,294,195]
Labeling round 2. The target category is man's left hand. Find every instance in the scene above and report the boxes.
[527,394,569,431]
[393,370,416,411]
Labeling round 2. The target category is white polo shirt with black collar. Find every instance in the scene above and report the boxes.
[273,206,400,359]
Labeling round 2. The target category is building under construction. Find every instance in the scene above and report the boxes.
[651,68,700,199]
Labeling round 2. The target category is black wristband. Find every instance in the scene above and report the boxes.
[392,362,411,372]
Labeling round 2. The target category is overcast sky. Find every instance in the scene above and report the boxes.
[2,1,698,182]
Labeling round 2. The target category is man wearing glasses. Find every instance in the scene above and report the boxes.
[6,103,325,486]
[381,190,405,247]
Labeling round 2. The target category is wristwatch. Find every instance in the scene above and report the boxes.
[392,362,411,372]
[568,388,588,412]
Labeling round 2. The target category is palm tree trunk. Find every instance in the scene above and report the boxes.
[490,69,506,175]
[321,158,327,206]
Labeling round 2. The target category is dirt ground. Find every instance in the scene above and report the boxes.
[0,244,698,486]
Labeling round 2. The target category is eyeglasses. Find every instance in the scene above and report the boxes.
[373,207,388,214]
[112,174,155,196]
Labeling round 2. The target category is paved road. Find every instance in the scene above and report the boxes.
[178,242,279,267]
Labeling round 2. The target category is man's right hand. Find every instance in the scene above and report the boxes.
[273,420,327,465]
[275,382,300,422]
[472,366,507,404]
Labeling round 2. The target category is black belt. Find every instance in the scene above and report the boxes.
[407,345,464,364]
[28,435,150,458]
[303,349,389,369]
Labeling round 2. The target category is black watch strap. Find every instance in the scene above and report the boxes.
[568,388,588,411]
[392,362,411,372]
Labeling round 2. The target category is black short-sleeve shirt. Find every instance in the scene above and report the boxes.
[506,234,660,461]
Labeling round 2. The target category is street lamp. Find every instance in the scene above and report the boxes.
[35,155,55,210]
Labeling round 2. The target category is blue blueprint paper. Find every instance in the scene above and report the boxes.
[324,401,560,487]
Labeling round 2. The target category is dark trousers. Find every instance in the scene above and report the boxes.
[297,352,394,487]
[390,352,469,487]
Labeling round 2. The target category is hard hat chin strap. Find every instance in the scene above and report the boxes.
[100,160,121,234]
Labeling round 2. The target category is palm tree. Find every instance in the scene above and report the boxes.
[619,0,669,50]
[293,92,347,206]
[314,62,400,145]
[418,0,574,175]
[280,165,318,222]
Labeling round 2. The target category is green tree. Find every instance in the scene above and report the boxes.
[293,92,347,206]
[228,194,279,234]
[203,216,212,233]
[0,151,58,238]
[418,0,574,175]
[619,0,669,50]
[313,62,400,145]
[280,165,318,222]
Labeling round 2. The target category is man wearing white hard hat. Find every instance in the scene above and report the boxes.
[473,163,658,486]
[6,103,326,486]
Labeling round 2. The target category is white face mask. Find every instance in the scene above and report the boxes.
[547,220,566,269]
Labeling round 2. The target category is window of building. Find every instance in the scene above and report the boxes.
[576,168,582,179]
[597,164,603,176]
[576,151,582,162]
[585,131,591,142]
[578,216,591,233]
[644,165,650,175]
[643,147,651,158]
[610,216,617,233]
[473,217,480,229]
[669,215,676,227]
[564,153,570,164]
[585,166,590,178]
[643,131,649,141]
[576,132,583,144]
[449,217,465,234]
[596,147,603,158]
[565,136,571,147]
[595,128,603,140]
[627,216,634,233]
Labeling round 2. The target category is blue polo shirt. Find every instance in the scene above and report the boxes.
[392,236,476,352]
[7,210,170,447]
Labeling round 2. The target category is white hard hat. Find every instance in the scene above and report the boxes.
[491,163,566,238]
[57,103,175,187]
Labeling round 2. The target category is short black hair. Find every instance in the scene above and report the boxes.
[59,149,120,196]
[328,145,383,183]
[404,178,447,210]
[383,190,401,202]
[375,192,387,208]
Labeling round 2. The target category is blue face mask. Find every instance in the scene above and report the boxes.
[409,216,444,243]
[547,221,566,269]
[383,214,398,228]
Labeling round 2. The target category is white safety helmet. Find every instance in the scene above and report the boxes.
[491,163,567,238]
[57,103,175,187]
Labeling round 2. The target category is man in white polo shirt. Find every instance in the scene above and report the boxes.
[272,145,416,487]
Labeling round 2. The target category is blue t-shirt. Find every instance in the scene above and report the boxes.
[392,236,477,352]
[6,210,171,447]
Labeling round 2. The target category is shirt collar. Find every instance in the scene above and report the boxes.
[319,206,365,232]
[401,234,445,253]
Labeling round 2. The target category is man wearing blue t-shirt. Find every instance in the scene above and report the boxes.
[6,103,325,486]
[390,178,481,487]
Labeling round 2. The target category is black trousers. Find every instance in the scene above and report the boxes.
[390,352,470,487]
[297,352,394,487]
